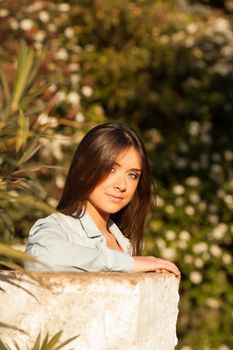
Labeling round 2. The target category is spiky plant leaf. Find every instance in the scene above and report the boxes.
[0,243,35,261]
[41,331,62,350]
[16,110,30,152]
[32,333,41,350]
[54,334,79,350]
[0,260,38,282]
[0,339,10,350]
[17,136,41,166]
[11,41,35,112]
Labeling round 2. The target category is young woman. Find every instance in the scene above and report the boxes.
[25,122,180,278]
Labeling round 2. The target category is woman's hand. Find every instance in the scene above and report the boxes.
[132,256,181,278]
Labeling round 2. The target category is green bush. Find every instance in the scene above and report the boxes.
[0,1,232,349]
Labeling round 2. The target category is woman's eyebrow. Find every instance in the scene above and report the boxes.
[130,168,142,172]
[114,162,141,172]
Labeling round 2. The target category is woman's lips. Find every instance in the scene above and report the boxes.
[105,193,124,201]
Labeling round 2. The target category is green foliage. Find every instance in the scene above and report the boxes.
[0,40,56,241]
[0,330,79,350]
[0,1,232,349]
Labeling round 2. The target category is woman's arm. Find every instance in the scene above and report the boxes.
[132,256,180,277]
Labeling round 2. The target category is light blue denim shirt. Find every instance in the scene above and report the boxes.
[25,211,135,272]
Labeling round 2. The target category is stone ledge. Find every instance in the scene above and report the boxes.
[0,271,180,350]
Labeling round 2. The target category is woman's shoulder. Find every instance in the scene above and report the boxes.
[28,212,82,236]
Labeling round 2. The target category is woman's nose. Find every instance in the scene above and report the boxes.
[113,174,127,192]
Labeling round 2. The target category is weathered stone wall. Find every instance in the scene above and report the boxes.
[0,271,180,350]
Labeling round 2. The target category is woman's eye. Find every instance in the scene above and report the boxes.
[111,167,116,173]
[129,172,140,180]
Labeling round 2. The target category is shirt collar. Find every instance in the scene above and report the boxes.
[79,210,132,255]
[79,210,103,238]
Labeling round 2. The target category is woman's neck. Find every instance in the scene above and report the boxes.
[85,202,109,232]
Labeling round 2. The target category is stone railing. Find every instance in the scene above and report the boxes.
[0,271,180,350]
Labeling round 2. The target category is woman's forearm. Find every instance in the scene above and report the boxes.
[132,256,180,277]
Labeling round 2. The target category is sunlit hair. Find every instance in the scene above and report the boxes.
[57,122,155,255]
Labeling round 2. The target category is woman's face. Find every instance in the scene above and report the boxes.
[86,147,142,220]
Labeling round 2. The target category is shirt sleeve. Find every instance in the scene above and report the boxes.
[24,221,135,273]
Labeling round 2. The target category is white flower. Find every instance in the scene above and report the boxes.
[156,196,164,207]
[0,9,9,17]
[187,23,198,34]
[222,253,232,265]
[211,223,228,239]
[37,113,49,125]
[217,189,225,198]
[65,27,74,38]
[210,244,222,258]
[9,190,19,198]
[184,255,193,264]
[175,158,187,169]
[185,205,195,216]
[202,252,210,261]
[35,30,46,42]
[192,242,208,254]
[198,201,207,211]
[175,197,184,206]
[179,230,191,241]
[185,176,200,187]
[161,247,176,261]
[207,214,219,224]
[48,84,57,92]
[56,91,66,102]
[34,42,42,50]
[48,23,57,33]
[224,195,233,208]
[189,192,200,204]
[224,150,233,161]
[56,175,65,189]
[69,63,80,72]
[185,37,194,48]
[200,134,212,144]
[165,205,175,214]
[160,35,170,44]
[172,31,186,42]
[55,48,69,60]
[173,184,185,195]
[179,143,189,153]
[192,48,203,59]
[81,86,93,97]
[38,10,50,23]
[71,74,81,85]
[221,46,233,58]
[58,3,71,12]
[20,19,34,31]
[67,92,80,106]
[178,240,187,249]
[156,238,166,250]
[215,18,230,32]
[165,230,176,241]
[9,18,19,30]
[188,121,200,136]
[218,345,230,350]
[211,164,223,174]
[190,271,202,284]
[47,198,58,207]
[206,298,220,309]
[75,112,85,122]
[194,258,204,268]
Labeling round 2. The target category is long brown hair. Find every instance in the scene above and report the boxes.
[57,122,155,255]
